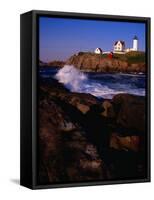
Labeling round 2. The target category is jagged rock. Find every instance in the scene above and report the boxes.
[38,81,109,184]
[38,78,146,182]
[110,133,140,152]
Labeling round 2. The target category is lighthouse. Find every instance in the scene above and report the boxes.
[133,36,138,51]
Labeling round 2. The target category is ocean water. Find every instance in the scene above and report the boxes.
[39,65,145,99]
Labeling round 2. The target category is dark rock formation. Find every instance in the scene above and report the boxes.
[112,93,145,133]
[47,60,66,67]
[39,60,65,68]
[107,94,146,179]
[110,133,141,152]
[38,79,109,184]
[38,78,146,183]
[39,60,48,66]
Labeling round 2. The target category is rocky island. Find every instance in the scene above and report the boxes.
[66,51,145,73]
[41,51,146,73]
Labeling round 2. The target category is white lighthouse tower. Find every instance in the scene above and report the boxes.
[133,36,138,51]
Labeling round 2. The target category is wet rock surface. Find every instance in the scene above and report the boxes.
[38,78,147,184]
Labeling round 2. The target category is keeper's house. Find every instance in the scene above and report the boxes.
[113,41,125,54]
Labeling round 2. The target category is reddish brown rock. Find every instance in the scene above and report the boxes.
[102,100,115,118]
[110,133,141,152]
[66,52,145,73]
[77,103,90,114]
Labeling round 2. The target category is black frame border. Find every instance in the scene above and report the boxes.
[25,10,151,189]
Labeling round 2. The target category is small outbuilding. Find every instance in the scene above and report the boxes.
[94,48,103,54]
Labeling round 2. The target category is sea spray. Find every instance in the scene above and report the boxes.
[55,65,87,92]
[55,65,145,99]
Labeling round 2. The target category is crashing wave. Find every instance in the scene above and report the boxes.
[55,65,145,99]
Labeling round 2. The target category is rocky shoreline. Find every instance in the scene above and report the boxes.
[40,51,146,73]
[66,52,145,73]
[38,77,146,184]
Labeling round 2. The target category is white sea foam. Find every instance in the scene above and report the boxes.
[55,65,87,92]
[55,65,145,99]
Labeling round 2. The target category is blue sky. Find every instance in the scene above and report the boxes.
[39,17,146,62]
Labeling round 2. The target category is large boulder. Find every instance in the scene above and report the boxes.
[112,94,145,133]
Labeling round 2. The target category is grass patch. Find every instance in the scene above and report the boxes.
[114,51,145,64]
[77,51,145,64]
